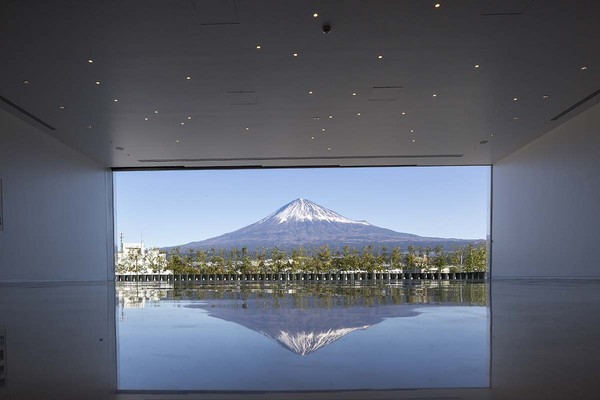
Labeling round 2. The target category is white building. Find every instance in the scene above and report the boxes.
[115,236,169,275]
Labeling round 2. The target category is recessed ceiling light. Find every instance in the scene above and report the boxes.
[328,115,333,119]
[187,116,191,120]
[311,136,315,139]
[377,55,383,59]
[144,117,148,121]
[474,64,480,68]
[352,92,357,96]
[293,53,298,57]
[513,97,518,101]
[412,139,416,143]
[86,125,92,129]
[245,127,249,131]
[581,66,588,70]
[176,140,180,143]
[327,147,331,151]
[88,59,93,63]
[435,3,441,8]
[491,133,495,137]
[313,116,320,120]
[113,99,118,102]
[186,76,191,80]
[23,80,30,84]
[313,12,318,18]
[433,94,437,97]
[542,95,549,99]
[356,112,361,116]
[410,129,414,133]
[513,116,519,120]
[308,91,313,94]
[180,122,184,125]
[256,45,261,49]
[154,110,159,114]
[59,105,65,109]
[95,81,100,85]
[401,112,406,115]
[321,128,326,131]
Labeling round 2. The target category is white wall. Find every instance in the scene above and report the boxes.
[0,109,113,282]
[491,103,600,277]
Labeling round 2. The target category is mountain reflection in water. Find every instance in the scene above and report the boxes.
[119,282,487,356]
[117,282,489,391]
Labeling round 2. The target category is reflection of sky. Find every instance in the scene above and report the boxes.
[118,298,489,391]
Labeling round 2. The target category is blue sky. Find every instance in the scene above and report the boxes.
[115,166,490,248]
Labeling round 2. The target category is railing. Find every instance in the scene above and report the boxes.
[115,271,487,282]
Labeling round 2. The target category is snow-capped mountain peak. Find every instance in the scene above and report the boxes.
[259,198,370,225]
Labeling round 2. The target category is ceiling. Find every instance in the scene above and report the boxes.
[1,0,599,168]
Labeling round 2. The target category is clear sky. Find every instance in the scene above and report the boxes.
[115,166,490,248]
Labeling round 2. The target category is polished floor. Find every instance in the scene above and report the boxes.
[0,279,599,399]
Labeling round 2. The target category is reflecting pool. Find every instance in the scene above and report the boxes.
[117,281,489,391]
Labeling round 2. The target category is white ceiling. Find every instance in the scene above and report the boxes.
[1,0,599,168]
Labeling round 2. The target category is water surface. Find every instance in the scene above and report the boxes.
[117,282,489,391]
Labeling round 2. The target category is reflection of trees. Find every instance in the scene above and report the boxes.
[116,282,487,308]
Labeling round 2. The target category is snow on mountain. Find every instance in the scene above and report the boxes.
[258,198,370,225]
[167,198,482,253]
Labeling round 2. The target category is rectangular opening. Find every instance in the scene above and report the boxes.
[114,166,491,392]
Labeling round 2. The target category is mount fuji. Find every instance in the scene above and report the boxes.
[169,198,482,253]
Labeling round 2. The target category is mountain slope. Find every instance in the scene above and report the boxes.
[169,198,482,252]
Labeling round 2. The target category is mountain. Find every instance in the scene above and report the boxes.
[168,198,482,253]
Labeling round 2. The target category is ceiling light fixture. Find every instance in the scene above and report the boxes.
[256,45,261,49]
[154,110,159,114]
[180,122,184,125]
[581,66,588,70]
[401,112,406,115]
[328,115,333,119]
[293,53,298,57]
[435,3,441,8]
[321,128,326,131]
[23,80,30,84]
[352,92,357,96]
[327,147,331,151]
[433,94,437,97]
[513,116,519,120]
[513,97,518,101]
[410,129,414,133]
[308,91,313,94]
[245,127,249,131]
[176,140,180,143]
[412,139,416,143]
[475,64,480,68]
[187,116,191,120]
[59,105,65,109]
[491,133,496,137]
[378,55,383,59]
[186,76,191,80]
[313,116,320,120]
[95,81,100,85]
[311,136,315,139]
[542,95,549,99]
[86,125,92,129]
[88,59,93,63]
[144,117,148,121]
[357,112,361,116]
[313,13,318,17]
[114,99,118,102]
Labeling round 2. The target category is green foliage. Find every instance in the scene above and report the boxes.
[160,243,487,275]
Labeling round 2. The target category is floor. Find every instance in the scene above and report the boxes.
[0,279,599,400]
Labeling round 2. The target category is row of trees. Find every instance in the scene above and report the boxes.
[164,243,487,275]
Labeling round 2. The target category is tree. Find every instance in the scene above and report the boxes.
[432,245,446,272]
[391,247,403,270]
[405,245,418,271]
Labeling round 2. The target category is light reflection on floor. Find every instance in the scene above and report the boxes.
[116,282,490,391]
